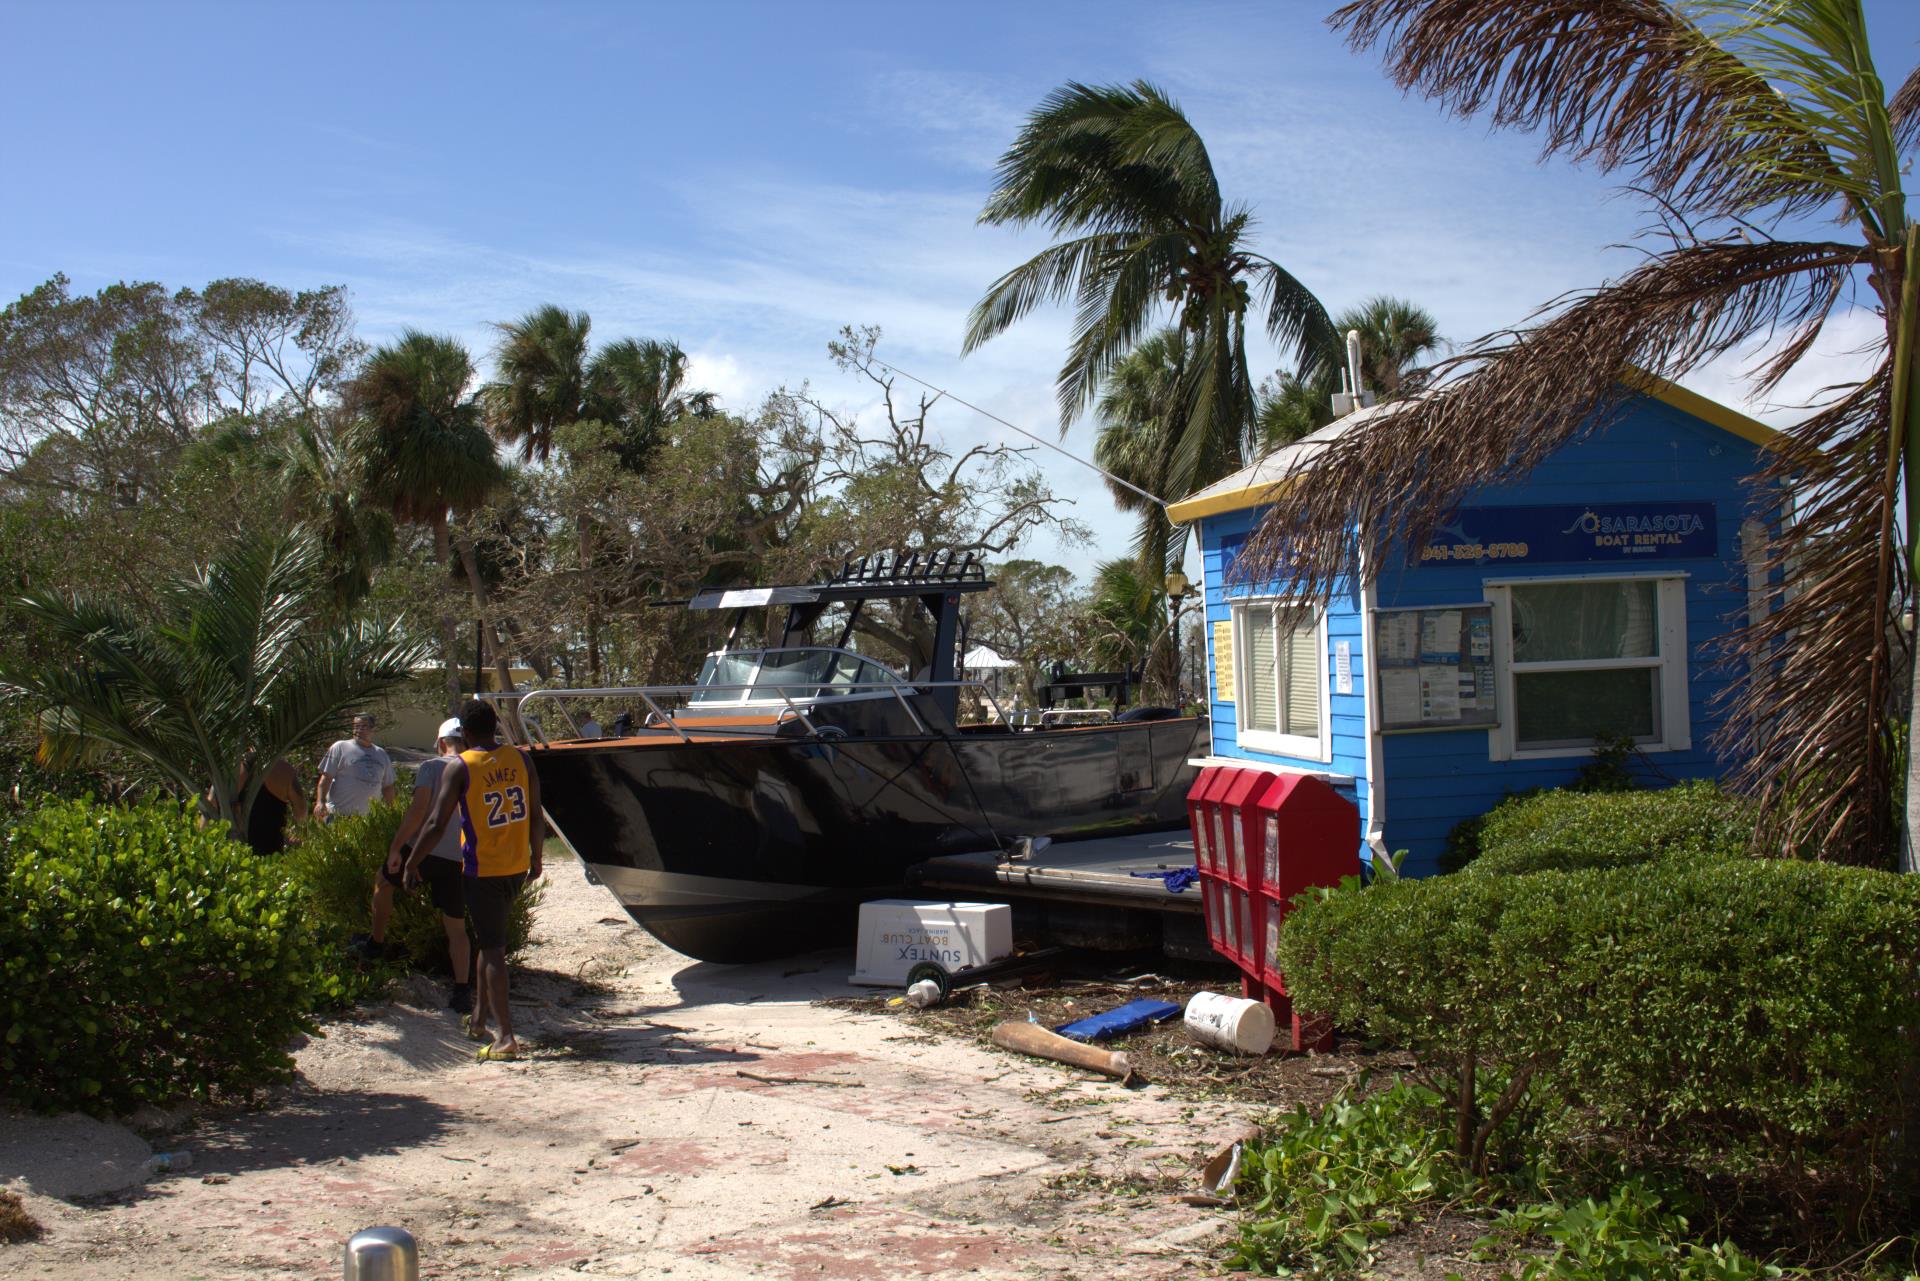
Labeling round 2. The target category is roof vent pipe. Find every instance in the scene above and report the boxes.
[1346,329,1376,410]
[1330,329,1376,419]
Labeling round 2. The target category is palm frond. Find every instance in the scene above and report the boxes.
[1329,0,1858,223]
[1248,258,1341,381]
[1891,61,1920,156]
[962,234,1134,357]
[1236,236,1866,599]
[1721,372,1901,860]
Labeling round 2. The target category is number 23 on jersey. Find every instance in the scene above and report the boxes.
[483,785,527,828]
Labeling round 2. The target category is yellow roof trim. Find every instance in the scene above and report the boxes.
[1167,374,1779,524]
[1165,475,1296,524]
[1625,369,1780,450]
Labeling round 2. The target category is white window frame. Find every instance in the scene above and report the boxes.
[1486,573,1691,762]
[1229,597,1332,762]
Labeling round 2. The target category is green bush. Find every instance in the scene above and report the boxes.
[1231,1079,1466,1274]
[1230,1087,1786,1280]
[1475,1182,1784,1281]
[1277,858,1920,1226]
[280,801,540,1008]
[0,799,318,1114]
[1464,781,1752,878]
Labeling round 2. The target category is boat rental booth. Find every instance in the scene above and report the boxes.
[1167,375,1778,877]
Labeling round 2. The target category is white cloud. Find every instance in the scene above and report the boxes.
[684,350,753,407]
[1674,305,1887,428]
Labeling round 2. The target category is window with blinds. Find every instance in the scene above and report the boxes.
[1233,600,1324,756]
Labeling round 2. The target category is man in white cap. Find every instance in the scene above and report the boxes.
[351,718,474,1014]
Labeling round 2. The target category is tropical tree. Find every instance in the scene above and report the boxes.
[1094,330,1186,578]
[588,336,719,469]
[1084,557,1176,703]
[197,413,394,609]
[1240,1,1919,866]
[973,559,1082,704]
[1256,295,1443,449]
[0,531,427,835]
[348,331,511,707]
[481,305,592,464]
[965,80,1341,510]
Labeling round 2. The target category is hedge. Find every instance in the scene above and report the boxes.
[1277,856,1920,1222]
[282,800,539,1008]
[0,800,318,1114]
[1461,781,1752,878]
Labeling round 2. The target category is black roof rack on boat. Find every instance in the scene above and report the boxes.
[831,548,986,587]
[684,548,993,611]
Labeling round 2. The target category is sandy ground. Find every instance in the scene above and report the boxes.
[1,853,1294,1281]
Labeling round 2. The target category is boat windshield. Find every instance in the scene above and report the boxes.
[689,648,904,706]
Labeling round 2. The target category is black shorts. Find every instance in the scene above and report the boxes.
[418,857,467,918]
[466,873,526,951]
[383,848,467,918]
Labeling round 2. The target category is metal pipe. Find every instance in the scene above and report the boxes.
[343,1226,418,1281]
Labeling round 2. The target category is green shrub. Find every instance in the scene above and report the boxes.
[1277,858,1920,1226]
[1465,781,1752,878]
[1231,1079,1467,1275]
[0,799,317,1114]
[1475,1181,1784,1281]
[280,801,540,1008]
[1230,1087,1787,1280]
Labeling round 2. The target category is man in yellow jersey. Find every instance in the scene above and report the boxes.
[406,698,543,1061]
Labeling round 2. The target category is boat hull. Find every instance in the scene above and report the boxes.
[533,718,1207,962]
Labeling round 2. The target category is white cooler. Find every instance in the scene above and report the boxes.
[849,899,1012,987]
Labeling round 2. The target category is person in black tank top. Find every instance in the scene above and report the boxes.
[239,755,303,855]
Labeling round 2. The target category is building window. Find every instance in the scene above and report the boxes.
[1232,599,1327,759]
[1490,576,1690,759]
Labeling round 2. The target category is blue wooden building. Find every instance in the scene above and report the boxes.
[1165,376,1777,876]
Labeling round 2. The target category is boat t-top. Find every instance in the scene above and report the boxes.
[512,550,1207,961]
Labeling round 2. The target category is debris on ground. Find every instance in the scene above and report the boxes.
[1055,998,1182,1043]
[835,971,1412,1105]
[990,1020,1134,1080]
[0,1190,42,1244]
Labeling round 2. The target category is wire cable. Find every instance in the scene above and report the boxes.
[867,356,1171,512]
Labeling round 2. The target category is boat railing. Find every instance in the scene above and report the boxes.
[496,678,1011,745]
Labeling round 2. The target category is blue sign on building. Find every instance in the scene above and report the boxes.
[1411,502,1718,567]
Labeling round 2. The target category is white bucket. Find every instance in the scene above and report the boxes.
[1184,990,1276,1056]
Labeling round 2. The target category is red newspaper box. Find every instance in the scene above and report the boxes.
[1188,766,1248,966]
[1252,773,1359,1052]
[1185,766,1235,879]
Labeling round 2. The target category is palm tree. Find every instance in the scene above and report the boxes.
[1240,1,1919,866]
[1084,558,1175,702]
[588,337,718,470]
[1341,295,1442,397]
[197,413,394,609]
[348,331,511,706]
[1094,330,1186,578]
[0,531,427,835]
[1255,295,1443,450]
[965,80,1340,508]
[482,305,592,463]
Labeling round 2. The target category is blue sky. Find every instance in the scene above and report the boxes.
[3,1,1918,574]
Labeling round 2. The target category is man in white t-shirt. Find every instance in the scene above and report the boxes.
[314,713,397,819]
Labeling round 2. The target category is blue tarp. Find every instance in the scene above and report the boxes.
[1055,998,1184,1042]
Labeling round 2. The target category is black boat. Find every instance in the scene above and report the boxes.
[516,551,1206,962]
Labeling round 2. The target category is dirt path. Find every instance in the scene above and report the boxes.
[5,855,1268,1280]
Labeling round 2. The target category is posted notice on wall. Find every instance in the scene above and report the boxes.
[1211,620,1234,702]
[1373,603,1498,733]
